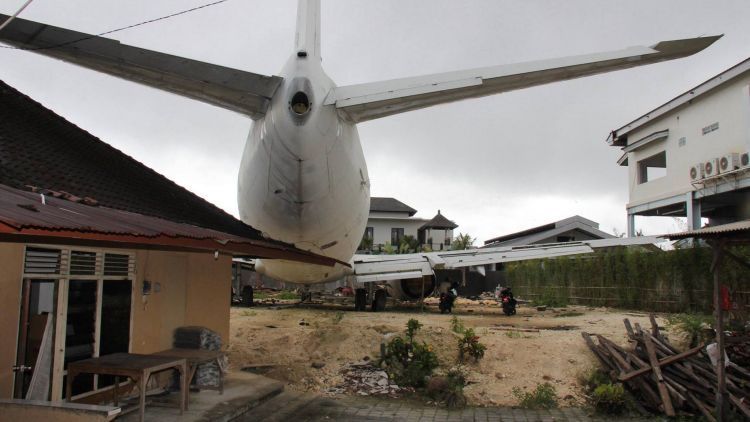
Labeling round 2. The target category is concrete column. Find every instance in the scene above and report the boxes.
[627,214,636,237]
[686,192,702,230]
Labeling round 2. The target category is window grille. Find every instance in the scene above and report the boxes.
[24,247,62,274]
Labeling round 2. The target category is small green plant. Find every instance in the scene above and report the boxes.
[457,328,486,363]
[577,368,610,393]
[450,316,465,333]
[406,318,423,342]
[666,313,713,347]
[505,330,522,339]
[241,310,257,317]
[513,382,558,409]
[380,319,439,387]
[592,383,628,414]
[332,311,344,324]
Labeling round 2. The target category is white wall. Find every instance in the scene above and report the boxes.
[423,228,454,250]
[366,217,427,248]
[625,74,750,207]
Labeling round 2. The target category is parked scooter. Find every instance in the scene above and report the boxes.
[439,282,459,314]
[499,287,517,316]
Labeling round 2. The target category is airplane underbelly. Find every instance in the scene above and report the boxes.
[238,116,370,266]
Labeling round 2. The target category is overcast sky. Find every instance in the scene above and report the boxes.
[1,0,749,244]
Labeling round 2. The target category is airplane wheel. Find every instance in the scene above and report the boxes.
[354,288,367,311]
[371,289,387,312]
[241,286,254,307]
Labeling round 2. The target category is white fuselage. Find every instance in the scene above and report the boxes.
[238,54,369,283]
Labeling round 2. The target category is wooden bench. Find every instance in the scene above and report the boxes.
[0,399,120,422]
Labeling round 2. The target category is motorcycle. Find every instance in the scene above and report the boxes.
[439,291,457,314]
[500,287,516,316]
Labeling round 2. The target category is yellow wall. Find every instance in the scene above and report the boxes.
[130,250,231,353]
[0,244,232,399]
[0,244,25,398]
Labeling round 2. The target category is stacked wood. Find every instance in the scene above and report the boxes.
[582,315,750,420]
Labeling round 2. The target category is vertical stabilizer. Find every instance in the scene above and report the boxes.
[295,0,321,59]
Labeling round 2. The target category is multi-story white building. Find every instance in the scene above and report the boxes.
[361,197,457,252]
[608,57,750,236]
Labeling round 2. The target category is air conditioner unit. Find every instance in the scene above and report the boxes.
[704,158,720,177]
[719,153,740,173]
[689,164,704,181]
[742,152,750,167]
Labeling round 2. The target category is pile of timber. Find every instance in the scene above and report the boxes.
[582,315,750,420]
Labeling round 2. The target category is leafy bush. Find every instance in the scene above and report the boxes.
[513,382,558,409]
[276,291,299,300]
[380,319,439,387]
[457,328,486,363]
[450,316,465,334]
[592,383,628,414]
[666,313,713,347]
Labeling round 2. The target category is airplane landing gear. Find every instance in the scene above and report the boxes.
[354,287,387,311]
[355,288,367,311]
[371,289,387,312]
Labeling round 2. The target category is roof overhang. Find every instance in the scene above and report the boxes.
[623,129,669,153]
[607,57,750,147]
[617,152,629,166]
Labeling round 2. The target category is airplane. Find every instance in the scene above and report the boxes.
[0,1,718,303]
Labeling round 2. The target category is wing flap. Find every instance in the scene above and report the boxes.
[328,36,721,123]
[0,14,282,118]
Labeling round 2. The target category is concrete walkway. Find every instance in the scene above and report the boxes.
[237,391,651,422]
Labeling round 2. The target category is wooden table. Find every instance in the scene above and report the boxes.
[153,348,225,409]
[66,353,187,422]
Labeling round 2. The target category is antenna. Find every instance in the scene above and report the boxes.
[295,0,320,59]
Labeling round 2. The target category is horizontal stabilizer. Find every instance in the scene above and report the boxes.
[0,14,282,118]
[327,36,722,123]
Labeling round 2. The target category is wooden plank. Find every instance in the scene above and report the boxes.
[643,334,675,416]
[729,394,750,419]
[687,391,717,422]
[649,314,661,340]
[52,278,69,401]
[623,318,635,340]
[618,343,704,382]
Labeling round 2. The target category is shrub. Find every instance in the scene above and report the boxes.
[276,290,299,300]
[457,328,486,363]
[513,382,558,409]
[380,319,439,388]
[450,316,465,334]
[578,368,610,393]
[426,367,467,408]
[592,383,628,414]
[332,311,344,324]
[505,331,522,339]
[666,313,713,347]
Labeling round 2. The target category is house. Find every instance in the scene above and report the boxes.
[607,57,750,236]
[483,215,614,248]
[361,197,457,252]
[0,80,334,402]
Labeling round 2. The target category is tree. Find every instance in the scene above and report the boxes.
[399,235,419,254]
[451,233,475,250]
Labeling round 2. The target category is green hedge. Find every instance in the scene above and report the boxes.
[505,246,749,313]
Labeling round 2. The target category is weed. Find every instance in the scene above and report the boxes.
[450,316,465,333]
[513,382,558,409]
[332,311,344,324]
[241,310,257,317]
[457,328,486,363]
[592,383,628,414]
[666,313,714,347]
[276,290,299,300]
[505,331,522,339]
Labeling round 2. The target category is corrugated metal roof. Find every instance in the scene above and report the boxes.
[665,220,750,240]
[0,184,341,266]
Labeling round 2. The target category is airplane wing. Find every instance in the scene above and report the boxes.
[0,14,282,119]
[351,237,661,284]
[326,36,722,123]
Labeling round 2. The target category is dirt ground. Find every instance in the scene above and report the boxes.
[227,299,671,407]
